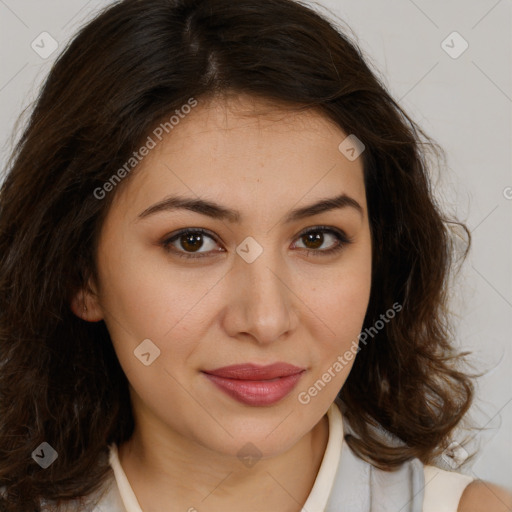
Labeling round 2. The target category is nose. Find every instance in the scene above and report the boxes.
[221,246,297,345]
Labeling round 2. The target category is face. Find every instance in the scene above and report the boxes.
[76,94,372,459]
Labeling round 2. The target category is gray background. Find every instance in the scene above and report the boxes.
[0,0,511,492]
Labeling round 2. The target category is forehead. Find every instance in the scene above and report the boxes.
[111,94,367,219]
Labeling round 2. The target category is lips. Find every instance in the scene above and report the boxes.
[202,363,306,406]
[203,363,305,380]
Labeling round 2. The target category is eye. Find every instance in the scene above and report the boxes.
[161,228,223,259]
[160,226,353,260]
[292,226,352,256]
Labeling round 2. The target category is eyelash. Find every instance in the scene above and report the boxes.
[160,226,353,260]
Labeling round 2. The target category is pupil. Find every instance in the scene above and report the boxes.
[305,232,322,249]
[181,233,202,252]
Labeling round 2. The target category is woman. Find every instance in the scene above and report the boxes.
[0,0,510,510]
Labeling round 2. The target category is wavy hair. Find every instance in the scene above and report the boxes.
[0,0,474,509]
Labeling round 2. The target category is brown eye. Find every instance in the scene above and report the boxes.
[292,226,352,256]
[179,233,206,253]
[162,229,223,259]
[301,231,325,250]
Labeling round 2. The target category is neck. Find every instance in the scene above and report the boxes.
[118,406,330,512]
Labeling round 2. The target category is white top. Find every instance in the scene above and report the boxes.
[104,402,474,512]
[423,465,474,512]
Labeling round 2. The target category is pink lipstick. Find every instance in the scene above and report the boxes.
[202,363,305,406]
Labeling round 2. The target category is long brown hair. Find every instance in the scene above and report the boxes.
[0,0,474,509]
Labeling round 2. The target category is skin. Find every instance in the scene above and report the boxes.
[458,481,512,512]
[73,93,372,511]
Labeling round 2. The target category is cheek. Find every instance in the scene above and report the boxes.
[313,244,372,340]
[301,244,372,387]
[313,280,369,369]
[97,257,203,421]
[97,233,214,337]
[95,239,224,390]
[295,278,370,407]
[332,281,370,341]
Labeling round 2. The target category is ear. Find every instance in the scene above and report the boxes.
[70,276,104,322]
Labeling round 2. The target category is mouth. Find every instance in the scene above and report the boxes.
[202,363,306,407]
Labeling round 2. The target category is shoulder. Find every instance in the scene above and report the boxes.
[422,464,512,512]
[457,480,512,512]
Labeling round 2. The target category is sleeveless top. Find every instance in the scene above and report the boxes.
[35,399,474,511]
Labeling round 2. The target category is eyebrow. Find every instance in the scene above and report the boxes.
[136,193,363,223]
